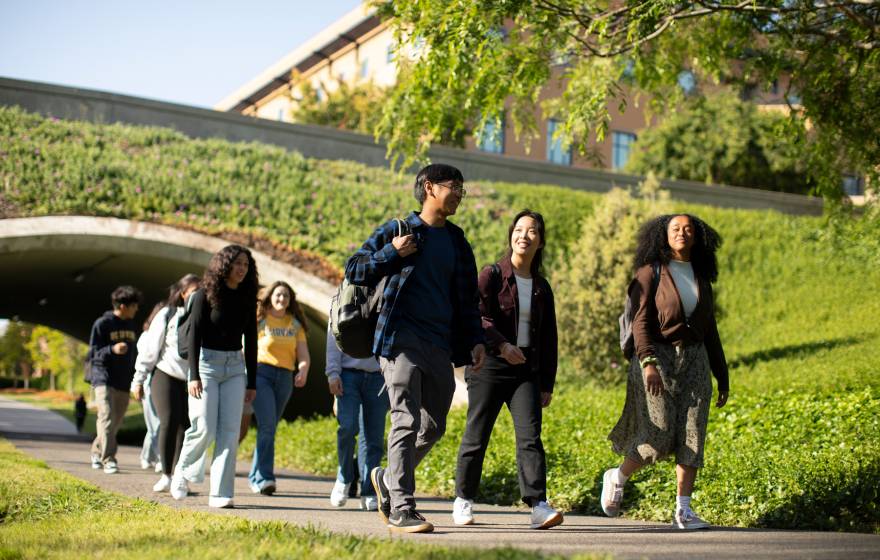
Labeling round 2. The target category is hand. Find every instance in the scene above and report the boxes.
[294,371,307,388]
[499,342,526,365]
[471,344,486,372]
[111,342,129,355]
[188,380,203,399]
[328,378,343,396]
[244,389,256,404]
[540,392,553,408]
[716,391,729,408]
[131,384,144,401]
[392,234,417,257]
[643,364,663,397]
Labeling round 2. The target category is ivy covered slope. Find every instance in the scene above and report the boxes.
[3,107,878,532]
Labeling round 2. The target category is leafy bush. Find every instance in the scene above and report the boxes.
[552,176,669,382]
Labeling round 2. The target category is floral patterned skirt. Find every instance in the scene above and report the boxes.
[608,342,713,468]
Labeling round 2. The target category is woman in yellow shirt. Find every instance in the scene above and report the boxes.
[248,280,310,495]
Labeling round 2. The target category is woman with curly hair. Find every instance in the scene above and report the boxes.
[171,245,259,508]
[601,214,729,530]
[247,280,311,495]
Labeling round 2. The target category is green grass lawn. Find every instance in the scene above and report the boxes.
[0,438,602,560]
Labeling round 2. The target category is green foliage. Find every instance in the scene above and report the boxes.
[0,440,596,560]
[291,80,389,136]
[25,326,88,394]
[626,93,813,193]
[371,0,878,200]
[0,321,32,378]
[552,177,669,383]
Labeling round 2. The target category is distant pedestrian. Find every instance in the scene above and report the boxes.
[131,274,201,493]
[171,245,258,508]
[74,393,87,433]
[88,285,143,474]
[453,209,563,529]
[248,281,311,495]
[347,163,485,533]
[602,214,729,530]
[326,325,387,511]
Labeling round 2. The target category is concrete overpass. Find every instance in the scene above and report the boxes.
[0,216,337,418]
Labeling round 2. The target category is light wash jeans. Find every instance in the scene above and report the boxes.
[248,363,294,487]
[140,373,161,467]
[174,348,246,499]
[336,368,389,497]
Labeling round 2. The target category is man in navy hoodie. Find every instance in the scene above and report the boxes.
[88,285,142,474]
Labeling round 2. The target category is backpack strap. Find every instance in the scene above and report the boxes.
[651,261,661,295]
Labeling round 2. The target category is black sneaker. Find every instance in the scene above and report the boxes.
[388,509,434,533]
[370,466,391,524]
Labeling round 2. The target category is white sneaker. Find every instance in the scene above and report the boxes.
[155,462,164,473]
[452,497,474,525]
[673,508,710,530]
[102,461,118,474]
[329,480,350,507]
[530,501,563,529]
[153,474,171,493]
[170,475,189,500]
[360,496,378,511]
[140,458,153,470]
[208,496,234,508]
[601,468,625,517]
[90,454,101,469]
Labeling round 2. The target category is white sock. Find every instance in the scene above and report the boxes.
[676,495,691,512]
[612,467,629,485]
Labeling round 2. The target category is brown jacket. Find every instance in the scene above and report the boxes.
[478,256,558,392]
[631,263,729,392]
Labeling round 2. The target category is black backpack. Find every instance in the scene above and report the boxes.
[177,290,198,360]
[330,218,410,358]
[619,262,661,360]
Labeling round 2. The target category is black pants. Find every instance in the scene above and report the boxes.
[151,368,189,475]
[455,354,546,506]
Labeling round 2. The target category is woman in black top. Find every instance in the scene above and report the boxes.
[170,245,259,508]
[453,209,563,529]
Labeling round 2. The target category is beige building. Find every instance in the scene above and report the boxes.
[215,4,804,178]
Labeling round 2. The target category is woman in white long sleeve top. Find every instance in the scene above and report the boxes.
[131,274,200,492]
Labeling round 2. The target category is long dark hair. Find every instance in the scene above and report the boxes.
[257,280,309,333]
[203,245,259,307]
[505,209,546,276]
[142,273,202,331]
[633,214,722,282]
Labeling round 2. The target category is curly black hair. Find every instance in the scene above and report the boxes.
[633,214,722,283]
[203,245,259,308]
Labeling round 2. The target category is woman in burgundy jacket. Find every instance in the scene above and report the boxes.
[452,209,563,530]
[602,214,729,530]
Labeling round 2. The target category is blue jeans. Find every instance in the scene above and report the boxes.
[175,348,246,499]
[336,369,389,496]
[248,363,294,486]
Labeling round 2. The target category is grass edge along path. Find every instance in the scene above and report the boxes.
[0,438,606,560]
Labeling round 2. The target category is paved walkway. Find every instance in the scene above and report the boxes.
[1,395,878,559]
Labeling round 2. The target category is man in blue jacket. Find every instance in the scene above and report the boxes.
[88,285,142,474]
[346,163,485,533]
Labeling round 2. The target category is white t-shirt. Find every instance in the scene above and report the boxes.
[514,275,533,347]
[668,260,699,318]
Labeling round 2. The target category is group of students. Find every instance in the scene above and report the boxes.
[86,161,729,533]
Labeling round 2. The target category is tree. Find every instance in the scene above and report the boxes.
[552,174,670,383]
[291,80,389,135]
[626,92,813,193]
[25,325,88,394]
[0,319,33,387]
[372,1,879,199]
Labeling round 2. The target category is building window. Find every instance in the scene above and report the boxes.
[546,119,571,166]
[337,71,345,84]
[477,114,505,154]
[612,131,637,170]
[359,58,369,79]
[315,86,324,102]
[677,70,696,95]
[386,44,395,64]
[842,175,864,196]
[277,108,285,121]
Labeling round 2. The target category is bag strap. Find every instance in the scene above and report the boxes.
[651,261,661,295]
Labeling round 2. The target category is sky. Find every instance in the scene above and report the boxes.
[0,0,363,108]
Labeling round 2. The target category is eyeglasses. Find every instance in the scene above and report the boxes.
[434,182,467,197]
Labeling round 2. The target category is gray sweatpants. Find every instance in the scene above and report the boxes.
[91,385,130,464]
[380,330,456,512]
